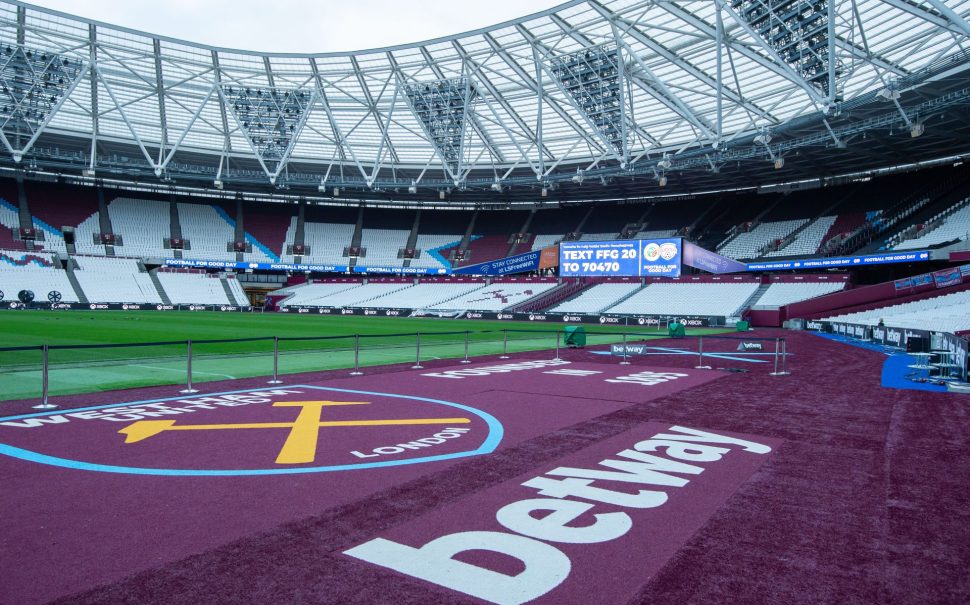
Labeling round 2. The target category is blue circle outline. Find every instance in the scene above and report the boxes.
[0,385,504,476]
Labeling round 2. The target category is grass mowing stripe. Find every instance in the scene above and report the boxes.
[0,311,732,401]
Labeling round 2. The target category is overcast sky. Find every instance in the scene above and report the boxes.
[27,0,563,53]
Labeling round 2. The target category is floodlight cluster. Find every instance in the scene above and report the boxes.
[548,43,624,156]
[403,77,477,174]
[730,0,840,97]
[0,44,82,146]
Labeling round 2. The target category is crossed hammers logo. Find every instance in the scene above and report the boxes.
[119,401,471,465]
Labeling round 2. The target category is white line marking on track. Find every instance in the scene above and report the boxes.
[131,365,237,380]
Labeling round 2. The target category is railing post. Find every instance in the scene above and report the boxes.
[695,335,710,369]
[180,339,199,394]
[461,330,472,363]
[620,332,631,365]
[776,338,792,376]
[553,330,561,362]
[500,329,509,359]
[267,336,283,384]
[32,344,56,410]
[769,337,784,376]
[412,332,424,369]
[350,334,363,376]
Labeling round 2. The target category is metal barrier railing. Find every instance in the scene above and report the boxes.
[0,329,792,409]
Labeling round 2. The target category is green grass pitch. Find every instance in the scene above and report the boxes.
[0,311,730,402]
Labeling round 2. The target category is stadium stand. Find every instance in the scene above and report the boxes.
[822,289,970,333]
[548,282,642,314]
[358,228,410,266]
[530,234,563,250]
[606,281,760,317]
[293,220,355,265]
[764,215,837,256]
[241,201,290,261]
[24,183,100,247]
[0,249,78,302]
[893,200,970,250]
[410,234,462,268]
[356,282,483,308]
[578,232,618,241]
[751,281,846,308]
[177,203,237,262]
[0,199,23,250]
[429,281,557,311]
[634,229,677,240]
[718,219,809,259]
[224,275,250,306]
[72,256,162,304]
[276,282,364,307]
[282,282,412,308]
[107,198,171,258]
[156,270,234,305]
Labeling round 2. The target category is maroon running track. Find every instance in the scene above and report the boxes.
[0,328,967,605]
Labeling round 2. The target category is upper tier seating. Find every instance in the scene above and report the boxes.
[579,232,618,241]
[156,272,232,305]
[458,235,508,266]
[108,198,171,258]
[719,219,808,259]
[279,282,364,307]
[72,256,162,304]
[0,198,69,253]
[177,203,236,262]
[634,229,677,240]
[530,234,563,250]
[607,282,760,317]
[411,234,463,268]
[0,199,23,250]
[548,283,642,314]
[73,210,106,255]
[0,249,78,302]
[429,282,557,311]
[765,216,837,256]
[751,281,846,308]
[296,221,355,265]
[356,282,483,308]
[359,228,410,266]
[894,203,970,250]
[822,289,970,333]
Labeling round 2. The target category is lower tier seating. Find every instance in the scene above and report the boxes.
[0,250,78,302]
[548,283,642,314]
[73,256,162,304]
[607,282,760,317]
[822,289,970,333]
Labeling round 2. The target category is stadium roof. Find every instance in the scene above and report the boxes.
[2,0,970,205]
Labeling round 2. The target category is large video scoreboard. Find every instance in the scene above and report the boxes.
[559,238,682,278]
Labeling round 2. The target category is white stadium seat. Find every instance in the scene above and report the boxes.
[156,271,232,305]
[549,283,642,314]
[0,249,78,302]
[823,290,970,333]
[607,282,760,316]
[429,282,557,311]
[719,219,808,259]
[73,256,162,303]
[752,282,845,308]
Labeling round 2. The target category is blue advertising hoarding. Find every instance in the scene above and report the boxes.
[452,249,542,276]
[164,258,448,275]
[559,239,682,278]
[744,250,931,271]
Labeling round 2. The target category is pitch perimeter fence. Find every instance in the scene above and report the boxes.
[0,330,789,407]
